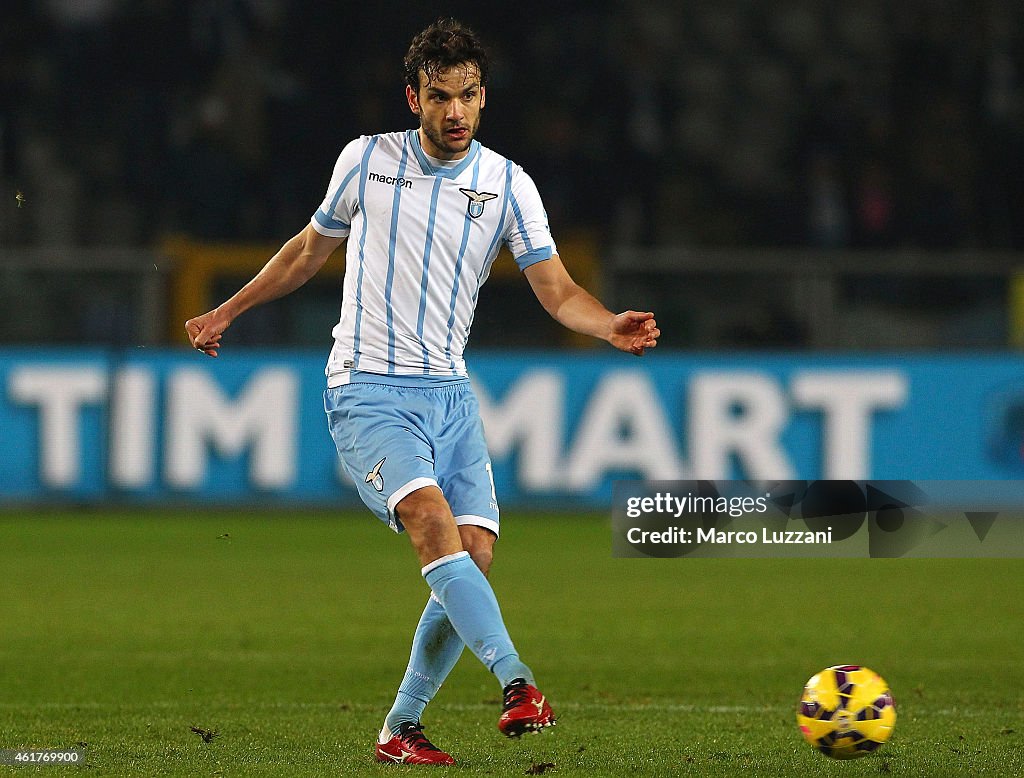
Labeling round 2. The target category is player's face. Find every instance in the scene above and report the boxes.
[406,63,485,160]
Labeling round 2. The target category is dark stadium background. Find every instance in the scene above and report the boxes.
[2,0,1022,351]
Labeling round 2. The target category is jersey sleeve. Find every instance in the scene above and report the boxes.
[503,167,557,271]
[311,138,363,238]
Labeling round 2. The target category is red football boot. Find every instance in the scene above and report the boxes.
[498,678,556,737]
[375,722,455,765]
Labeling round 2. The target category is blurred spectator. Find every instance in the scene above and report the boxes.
[806,152,850,248]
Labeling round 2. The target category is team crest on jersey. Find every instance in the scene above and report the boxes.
[365,457,386,492]
[459,188,498,219]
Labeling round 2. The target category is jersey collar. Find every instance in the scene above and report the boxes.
[409,129,480,179]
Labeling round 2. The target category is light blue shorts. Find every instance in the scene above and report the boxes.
[324,375,499,536]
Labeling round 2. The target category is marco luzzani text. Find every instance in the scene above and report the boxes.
[624,492,833,546]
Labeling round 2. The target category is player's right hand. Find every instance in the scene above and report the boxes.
[185,309,230,357]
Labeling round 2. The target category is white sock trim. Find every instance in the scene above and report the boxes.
[378,724,393,744]
[454,514,500,538]
[421,550,470,577]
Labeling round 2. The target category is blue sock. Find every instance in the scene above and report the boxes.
[384,593,464,733]
[422,552,534,688]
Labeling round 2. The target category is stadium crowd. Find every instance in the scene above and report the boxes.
[0,0,1021,249]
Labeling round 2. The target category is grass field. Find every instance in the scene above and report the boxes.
[1,510,1022,777]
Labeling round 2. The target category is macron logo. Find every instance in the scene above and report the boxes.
[368,171,413,189]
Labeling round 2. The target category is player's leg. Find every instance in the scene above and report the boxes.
[402,490,554,737]
[376,513,512,761]
[381,525,493,735]
[428,383,555,736]
[397,486,536,682]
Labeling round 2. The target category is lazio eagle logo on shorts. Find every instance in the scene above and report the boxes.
[459,188,498,219]
[365,457,386,492]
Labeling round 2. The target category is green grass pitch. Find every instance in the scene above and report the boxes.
[1,510,1022,776]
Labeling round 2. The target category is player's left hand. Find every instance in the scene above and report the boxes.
[609,311,659,356]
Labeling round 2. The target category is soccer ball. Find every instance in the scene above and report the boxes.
[796,665,896,759]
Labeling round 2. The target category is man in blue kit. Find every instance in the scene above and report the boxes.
[185,18,659,765]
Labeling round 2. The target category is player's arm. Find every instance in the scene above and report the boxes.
[523,254,659,356]
[185,223,346,356]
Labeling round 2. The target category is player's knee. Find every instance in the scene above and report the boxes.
[396,488,451,528]
[398,493,464,568]
[458,526,496,575]
[465,543,493,575]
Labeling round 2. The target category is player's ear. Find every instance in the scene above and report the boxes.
[406,84,420,115]
[479,86,486,109]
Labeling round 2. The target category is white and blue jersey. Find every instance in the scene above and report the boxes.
[311,130,557,385]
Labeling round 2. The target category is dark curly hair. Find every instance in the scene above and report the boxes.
[403,19,489,93]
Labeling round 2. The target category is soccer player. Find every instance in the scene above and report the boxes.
[185,19,659,766]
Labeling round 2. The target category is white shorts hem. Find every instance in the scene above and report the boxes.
[454,514,500,538]
[387,477,439,515]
